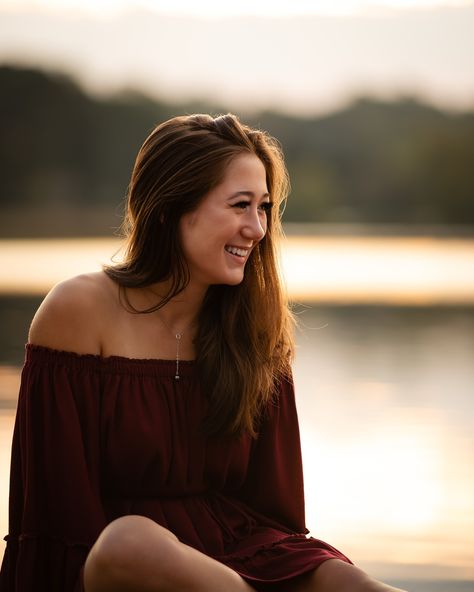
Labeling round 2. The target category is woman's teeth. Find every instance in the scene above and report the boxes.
[225,246,248,257]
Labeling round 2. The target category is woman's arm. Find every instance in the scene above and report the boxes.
[0,346,107,591]
[239,373,307,533]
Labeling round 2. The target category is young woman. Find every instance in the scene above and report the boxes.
[0,114,407,592]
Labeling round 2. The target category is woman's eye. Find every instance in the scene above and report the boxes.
[231,201,273,211]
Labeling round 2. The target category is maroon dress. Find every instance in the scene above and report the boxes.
[0,344,351,591]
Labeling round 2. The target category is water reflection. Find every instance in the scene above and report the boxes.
[0,367,18,555]
[292,307,474,581]
[0,411,14,553]
[1,235,474,304]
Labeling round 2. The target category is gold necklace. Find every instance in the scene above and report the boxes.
[156,313,195,380]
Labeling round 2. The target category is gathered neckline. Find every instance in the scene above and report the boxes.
[25,343,196,377]
[26,343,196,364]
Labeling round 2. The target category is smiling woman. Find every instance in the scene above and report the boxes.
[0,113,406,592]
[179,154,270,288]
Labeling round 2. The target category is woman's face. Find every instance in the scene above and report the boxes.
[179,152,271,289]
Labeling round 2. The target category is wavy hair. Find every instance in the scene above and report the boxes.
[104,113,294,436]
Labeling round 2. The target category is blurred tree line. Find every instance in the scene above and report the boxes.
[1,65,473,237]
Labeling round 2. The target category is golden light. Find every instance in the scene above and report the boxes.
[2,0,472,18]
[2,236,474,305]
[300,410,444,536]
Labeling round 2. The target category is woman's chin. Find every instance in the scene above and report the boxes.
[214,273,245,287]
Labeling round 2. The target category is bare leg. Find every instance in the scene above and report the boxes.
[83,515,256,592]
[289,559,408,592]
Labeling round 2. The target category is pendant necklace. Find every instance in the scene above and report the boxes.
[173,330,183,380]
[156,313,194,380]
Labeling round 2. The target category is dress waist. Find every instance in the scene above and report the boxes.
[102,488,212,500]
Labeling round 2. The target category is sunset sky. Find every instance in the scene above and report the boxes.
[1,0,473,114]
[1,0,472,17]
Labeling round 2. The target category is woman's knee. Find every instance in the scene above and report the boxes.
[84,515,181,591]
[297,560,405,592]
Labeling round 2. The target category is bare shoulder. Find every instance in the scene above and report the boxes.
[28,271,118,355]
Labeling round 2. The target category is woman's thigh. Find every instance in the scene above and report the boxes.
[83,515,256,592]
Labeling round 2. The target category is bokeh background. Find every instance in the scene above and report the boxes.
[1,1,474,590]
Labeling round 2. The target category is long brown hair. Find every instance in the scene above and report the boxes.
[105,113,294,436]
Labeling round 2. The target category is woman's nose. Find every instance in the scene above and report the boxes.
[242,209,266,241]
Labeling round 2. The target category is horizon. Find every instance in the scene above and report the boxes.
[4,61,471,120]
[0,1,473,116]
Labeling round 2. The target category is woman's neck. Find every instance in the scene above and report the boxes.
[137,280,207,333]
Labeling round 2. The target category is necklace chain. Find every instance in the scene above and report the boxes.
[174,332,182,380]
[156,314,193,381]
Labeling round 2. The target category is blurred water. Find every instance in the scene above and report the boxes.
[293,306,474,584]
[1,235,474,304]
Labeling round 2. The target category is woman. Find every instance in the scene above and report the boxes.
[0,114,406,591]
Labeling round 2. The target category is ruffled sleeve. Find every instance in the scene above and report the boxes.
[0,345,107,592]
[240,373,308,535]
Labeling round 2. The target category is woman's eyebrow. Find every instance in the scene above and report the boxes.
[229,190,271,199]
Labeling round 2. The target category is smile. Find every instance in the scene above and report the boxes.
[225,246,249,258]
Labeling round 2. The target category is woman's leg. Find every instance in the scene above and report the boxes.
[289,559,408,592]
[83,515,256,592]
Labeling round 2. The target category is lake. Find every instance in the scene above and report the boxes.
[0,233,473,590]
